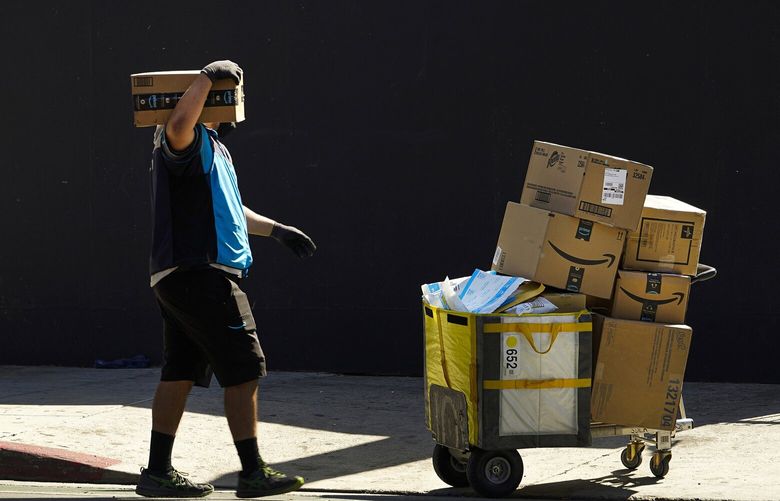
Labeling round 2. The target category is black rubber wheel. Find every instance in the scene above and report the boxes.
[432,444,469,487]
[620,445,643,470]
[466,448,524,498]
[649,452,671,478]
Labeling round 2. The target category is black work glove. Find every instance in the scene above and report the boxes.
[200,60,242,84]
[271,223,316,259]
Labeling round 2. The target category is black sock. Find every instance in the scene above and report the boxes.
[148,430,175,473]
[234,437,263,476]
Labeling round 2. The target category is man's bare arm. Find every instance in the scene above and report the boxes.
[243,206,276,237]
[244,206,317,259]
[165,74,213,151]
[165,60,243,152]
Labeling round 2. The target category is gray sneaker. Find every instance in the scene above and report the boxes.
[236,465,304,498]
[135,468,214,498]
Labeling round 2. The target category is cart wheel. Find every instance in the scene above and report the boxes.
[620,443,644,470]
[466,448,523,498]
[649,451,671,478]
[432,444,469,487]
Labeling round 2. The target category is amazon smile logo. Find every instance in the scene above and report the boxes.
[620,287,685,306]
[547,241,616,267]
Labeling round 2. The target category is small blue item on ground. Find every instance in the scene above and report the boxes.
[94,355,151,369]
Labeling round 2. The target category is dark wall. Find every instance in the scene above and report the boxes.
[1,1,778,382]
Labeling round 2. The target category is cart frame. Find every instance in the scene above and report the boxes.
[426,264,716,497]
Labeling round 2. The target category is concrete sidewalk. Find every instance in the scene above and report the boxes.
[1,366,779,500]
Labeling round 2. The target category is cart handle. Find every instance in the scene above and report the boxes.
[692,263,717,285]
[486,322,563,354]
[484,318,590,355]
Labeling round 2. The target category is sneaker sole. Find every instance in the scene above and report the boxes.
[135,485,214,498]
[235,477,304,498]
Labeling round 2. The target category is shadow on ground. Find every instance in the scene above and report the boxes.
[423,468,664,499]
[3,367,780,490]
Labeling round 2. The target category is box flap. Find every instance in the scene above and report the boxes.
[492,202,549,278]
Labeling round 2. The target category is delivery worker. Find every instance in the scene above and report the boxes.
[135,60,316,498]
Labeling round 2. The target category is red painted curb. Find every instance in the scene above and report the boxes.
[0,441,136,484]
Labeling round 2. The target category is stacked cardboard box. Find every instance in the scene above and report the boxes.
[492,140,653,299]
[590,314,692,430]
[491,140,707,431]
[590,195,706,430]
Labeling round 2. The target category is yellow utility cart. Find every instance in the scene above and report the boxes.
[423,264,716,498]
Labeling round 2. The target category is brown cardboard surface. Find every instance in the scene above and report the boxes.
[611,270,691,323]
[591,315,692,431]
[540,291,587,312]
[491,202,625,298]
[520,141,653,231]
[130,71,245,127]
[585,294,612,315]
[622,195,706,275]
[491,202,550,279]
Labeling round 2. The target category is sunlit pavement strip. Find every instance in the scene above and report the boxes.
[0,371,445,492]
[3,368,780,500]
[0,482,463,500]
[0,404,407,489]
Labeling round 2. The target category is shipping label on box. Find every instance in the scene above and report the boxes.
[130,71,245,127]
[491,202,625,299]
[520,141,653,231]
[591,315,691,431]
[610,270,691,323]
[622,195,706,275]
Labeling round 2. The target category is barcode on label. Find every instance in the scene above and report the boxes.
[579,201,612,218]
[133,76,154,87]
[535,191,551,203]
[602,168,627,205]
[493,246,503,266]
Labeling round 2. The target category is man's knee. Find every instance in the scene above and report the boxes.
[225,378,258,395]
[156,380,194,396]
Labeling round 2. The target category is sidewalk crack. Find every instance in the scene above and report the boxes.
[529,449,616,485]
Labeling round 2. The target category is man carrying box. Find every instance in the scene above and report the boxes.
[136,60,316,498]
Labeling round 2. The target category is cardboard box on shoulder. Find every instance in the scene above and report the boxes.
[520,141,653,231]
[611,270,691,323]
[491,202,625,299]
[591,315,691,431]
[130,71,245,127]
[622,195,706,276]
